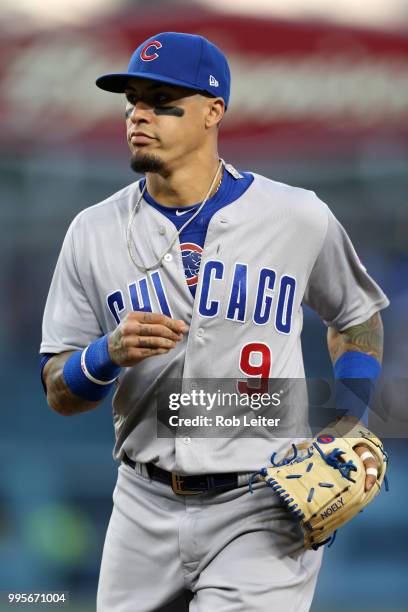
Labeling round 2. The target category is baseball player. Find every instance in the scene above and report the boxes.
[40,32,389,611]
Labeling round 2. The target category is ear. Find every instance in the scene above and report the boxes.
[205,98,225,129]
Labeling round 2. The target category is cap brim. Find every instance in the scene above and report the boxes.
[96,71,207,94]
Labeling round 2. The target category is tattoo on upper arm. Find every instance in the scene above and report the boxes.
[328,313,383,363]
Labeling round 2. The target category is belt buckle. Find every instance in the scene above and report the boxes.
[171,472,203,495]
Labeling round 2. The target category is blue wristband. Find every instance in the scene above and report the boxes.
[333,351,381,426]
[63,335,121,402]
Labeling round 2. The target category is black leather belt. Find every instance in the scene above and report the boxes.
[122,452,239,495]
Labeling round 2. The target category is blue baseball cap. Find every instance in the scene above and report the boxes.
[96,31,231,108]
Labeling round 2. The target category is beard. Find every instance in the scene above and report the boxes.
[130,151,169,177]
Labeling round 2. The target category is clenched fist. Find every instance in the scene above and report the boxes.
[108,312,186,367]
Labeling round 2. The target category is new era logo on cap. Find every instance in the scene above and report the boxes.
[209,75,219,87]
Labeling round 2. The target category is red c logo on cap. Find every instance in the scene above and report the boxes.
[140,41,163,62]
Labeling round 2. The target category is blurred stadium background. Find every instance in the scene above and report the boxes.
[1,1,408,610]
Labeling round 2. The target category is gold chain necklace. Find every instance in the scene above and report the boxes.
[126,159,224,272]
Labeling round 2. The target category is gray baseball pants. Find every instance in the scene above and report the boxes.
[97,463,323,611]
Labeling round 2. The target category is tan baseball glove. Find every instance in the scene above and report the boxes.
[251,421,388,549]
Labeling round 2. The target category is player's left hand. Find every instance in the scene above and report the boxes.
[334,416,379,492]
[353,444,379,491]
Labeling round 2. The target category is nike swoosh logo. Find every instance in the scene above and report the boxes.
[175,208,193,216]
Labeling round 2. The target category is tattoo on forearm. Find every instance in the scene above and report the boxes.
[328,313,383,363]
[45,353,99,415]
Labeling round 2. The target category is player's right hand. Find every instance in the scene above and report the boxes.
[108,312,186,367]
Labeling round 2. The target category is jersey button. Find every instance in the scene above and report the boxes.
[196,328,204,338]
[163,253,173,263]
[183,437,191,444]
[159,226,166,235]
